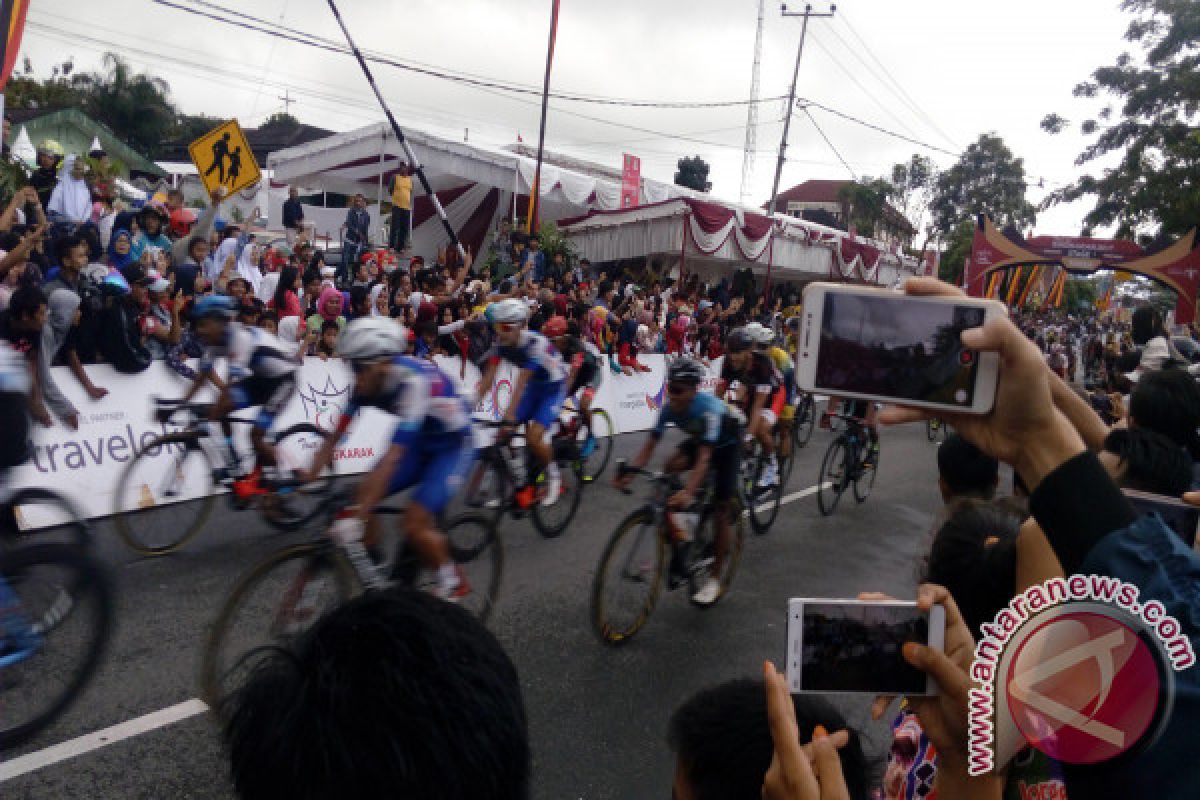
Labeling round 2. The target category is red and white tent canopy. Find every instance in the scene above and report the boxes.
[266,122,691,257]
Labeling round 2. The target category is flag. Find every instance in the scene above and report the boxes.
[517,132,524,143]
[1006,267,1024,306]
[985,271,1001,299]
[0,0,29,92]
[1052,272,1067,307]
[1017,265,1042,307]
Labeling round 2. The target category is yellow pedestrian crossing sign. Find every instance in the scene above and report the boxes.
[188,119,261,196]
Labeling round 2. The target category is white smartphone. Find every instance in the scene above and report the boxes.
[795,283,1005,415]
[786,599,946,695]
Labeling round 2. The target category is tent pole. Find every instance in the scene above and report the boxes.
[326,0,463,256]
[512,167,519,224]
[679,212,688,284]
[376,130,386,246]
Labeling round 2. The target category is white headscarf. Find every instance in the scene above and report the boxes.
[237,244,263,296]
[369,283,386,317]
[47,155,92,223]
[276,315,303,356]
[209,237,239,283]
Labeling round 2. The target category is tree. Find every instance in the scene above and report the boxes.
[889,154,937,242]
[1041,0,1200,240]
[259,112,300,132]
[930,133,1036,236]
[76,54,178,157]
[837,178,893,238]
[1063,278,1099,314]
[937,220,974,286]
[674,155,711,192]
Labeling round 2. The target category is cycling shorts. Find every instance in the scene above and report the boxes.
[759,387,786,427]
[514,381,567,429]
[386,431,476,515]
[677,438,739,502]
[228,373,295,431]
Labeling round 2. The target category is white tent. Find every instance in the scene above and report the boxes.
[266,122,692,256]
[11,126,35,167]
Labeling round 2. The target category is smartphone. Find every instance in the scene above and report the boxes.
[795,283,1005,415]
[786,599,946,695]
[1123,488,1200,548]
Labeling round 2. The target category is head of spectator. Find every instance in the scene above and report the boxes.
[139,201,168,239]
[1099,427,1193,497]
[348,284,372,319]
[1129,368,1200,458]
[165,188,185,213]
[925,501,1019,639]
[936,433,1000,503]
[237,299,260,327]
[120,264,152,308]
[668,678,868,800]
[107,229,135,270]
[370,283,389,317]
[226,276,249,303]
[35,139,61,172]
[317,286,344,322]
[8,285,48,336]
[1131,305,1165,346]
[354,192,367,210]
[147,274,171,303]
[258,310,278,335]
[55,234,89,279]
[223,589,529,800]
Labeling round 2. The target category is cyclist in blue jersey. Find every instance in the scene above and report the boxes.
[301,318,476,599]
[614,357,742,606]
[477,298,569,508]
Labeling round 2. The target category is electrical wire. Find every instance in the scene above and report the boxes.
[800,107,855,179]
[798,98,959,157]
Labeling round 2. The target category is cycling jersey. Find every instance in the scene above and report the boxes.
[651,392,740,449]
[558,335,602,394]
[720,351,782,414]
[765,346,796,404]
[200,323,297,429]
[484,330,568,386]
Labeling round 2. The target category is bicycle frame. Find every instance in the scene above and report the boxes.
[0,574,39,668]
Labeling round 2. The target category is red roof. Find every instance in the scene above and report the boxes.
[765,179,853,207]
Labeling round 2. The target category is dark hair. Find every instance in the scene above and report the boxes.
[1102,427,1193,496]
[273,267,299,313]
[302,268,321,287]
[320,319,340,335]
[55,233,88,263]
[1131,306,1164,346]
[9,285,47,320]
[668,679,869,800]
[224,589,529,800]
[259,310,278,326]
[1130,369,1200,458]
[937,434,999,499]
[187,235,208,257]
[925,501,1019,638]
[349,284,370,310]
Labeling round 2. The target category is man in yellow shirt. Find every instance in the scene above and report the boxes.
[388,163,414,252]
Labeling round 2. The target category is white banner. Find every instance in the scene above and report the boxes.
[12,354,724,525]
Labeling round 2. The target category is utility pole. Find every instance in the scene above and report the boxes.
[277,89,295,115]
[766,3,836,217]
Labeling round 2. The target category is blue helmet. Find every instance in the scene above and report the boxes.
[193,294,236,320]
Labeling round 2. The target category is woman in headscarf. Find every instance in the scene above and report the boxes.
[275,313,308,359]
[305,285,346,338]
[47,154,93,226]
[107,229,135,270]
[208,235,239,285]
[236,243,264,297]
[369,283,388,317]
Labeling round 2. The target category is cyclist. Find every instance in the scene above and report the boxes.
[177,295,298,500]
[0,340,31,494]
[476,298,568,508]
[746,321,796,463]
[717,326,784,489]
[615,357,741,607]
[543,315,602,466]
[301,318,474,600]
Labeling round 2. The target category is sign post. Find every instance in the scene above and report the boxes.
[187,119,262,196]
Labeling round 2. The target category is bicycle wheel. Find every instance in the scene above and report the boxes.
[746,452,783,535]
[854,445,879,503]
[687,503,746,607]
[577,409,614,482]
[590,510,666,644]
[0,543,113,749]
[459,451,508,523]
[199,542,356,715]
[113,432,217,556]
[816,437,850,516]
[262,424,337,531]
[531,458,583,538]
[2,488,89,549]
[416,514,503,623]
[794,397,816,448]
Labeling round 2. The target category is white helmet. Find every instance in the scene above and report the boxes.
[338,317,407,362]
[744,321,774,347]
[485,298,529,325]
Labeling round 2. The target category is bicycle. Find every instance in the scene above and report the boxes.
[199,489,502,715]
[556,399,615,483]
[461,419,583,538]
[1,488,113,749]
[591,464,745,644]
[738,420,792,535]
[926,417,948,442]
[793,392,816,450]
[816,413,879,516]
[112,397,336,556]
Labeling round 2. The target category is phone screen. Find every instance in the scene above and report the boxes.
[795,602,930,694]
[816,292,986,407]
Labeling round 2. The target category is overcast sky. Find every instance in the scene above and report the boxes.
[21,0,1133,235]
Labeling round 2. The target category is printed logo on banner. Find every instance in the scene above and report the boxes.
[298,376,350,432]
[475,378,513,421]
[645,379,666,411]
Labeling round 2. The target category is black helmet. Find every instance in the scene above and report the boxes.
[667,357,706,386]
[725,327,754,353]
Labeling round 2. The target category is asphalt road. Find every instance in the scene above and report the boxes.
[2,421,944,799]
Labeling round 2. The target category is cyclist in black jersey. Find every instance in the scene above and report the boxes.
[718,327,784,488]
[544,316,602,458]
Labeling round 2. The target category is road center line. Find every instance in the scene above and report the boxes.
[1,480,832,782]
[0,698,208,783]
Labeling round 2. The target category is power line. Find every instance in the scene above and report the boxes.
[801,107,855,179]
[151,0,787,110]
[798,98,960,157]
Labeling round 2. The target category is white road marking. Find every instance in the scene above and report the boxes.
[751,482,829,515]
[0,480,835,782]
[0,699,208,783]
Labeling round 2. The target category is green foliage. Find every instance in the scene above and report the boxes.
[259,112,300,131]
[674,155,712,192]
[931,133,1036,236]
[1063,278,1099,313]
[1042,0,1200,238]
[837,178,894,238]
[535,222,576,265]
[0,159,29,207]
[937,220,974,285]
[889,153,936,238]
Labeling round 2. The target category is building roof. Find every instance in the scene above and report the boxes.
[155,120,335,163]
[5,107,164,175]
[765,179,915,236]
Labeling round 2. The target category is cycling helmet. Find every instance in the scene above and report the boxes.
[785,315,802,332]
[725,327,754,353]
[666,357,706,386]
[338,317,408,362]
[745,322,774,347]
[485,298,529,325]
[542,315,568,338]
[36,139,63,158]
[192,294,236,320]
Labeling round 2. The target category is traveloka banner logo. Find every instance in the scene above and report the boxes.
[646,379,666,411]
[968,575,1194,775]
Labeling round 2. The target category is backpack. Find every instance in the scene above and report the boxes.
[97,294,152,373]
